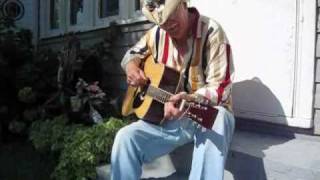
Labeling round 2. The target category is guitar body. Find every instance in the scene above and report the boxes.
[122,56,219,129]
[122,56,180,123]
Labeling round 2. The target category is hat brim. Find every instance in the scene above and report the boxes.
[142,0,184,25]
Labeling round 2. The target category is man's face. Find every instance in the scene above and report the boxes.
[160,3,189,39]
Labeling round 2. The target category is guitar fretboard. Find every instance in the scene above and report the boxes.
[146,86,173,104]
[144,84,215,128]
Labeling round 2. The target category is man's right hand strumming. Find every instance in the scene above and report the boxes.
[125,60,148,87]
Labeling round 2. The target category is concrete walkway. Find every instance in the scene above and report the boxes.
[97,129,320,180]
[225,130,320,180]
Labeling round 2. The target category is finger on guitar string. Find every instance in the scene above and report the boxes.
[170,92,197,103]
[136,69,148,85]
[128,70,147,86]
[126,76,135,86]
[125,59,147,86]
[164,100,184,120]
[168,92,188,105]
[138,69,148,81]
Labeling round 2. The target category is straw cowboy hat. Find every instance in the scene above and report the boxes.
[142,0,187,25]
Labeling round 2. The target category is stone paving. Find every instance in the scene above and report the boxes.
[97,129,320,180]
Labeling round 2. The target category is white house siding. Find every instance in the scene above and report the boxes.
[8,0,319,130]
[314,0,320,134]
[16,0,37,31]
[191,0,316,129]
[14,0,38,41]
[0,0,38,43]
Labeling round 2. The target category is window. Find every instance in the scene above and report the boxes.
[41,0,146,38]
[40,0,65,37]
[70,0,84,25]
[49,0,61,29]
[99,0,119,18]
[135,0,142,11]
[129,0,145,22]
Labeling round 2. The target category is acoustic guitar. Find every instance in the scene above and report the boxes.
[121,56,218,129]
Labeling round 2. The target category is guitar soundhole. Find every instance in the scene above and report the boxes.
[132,92,143,108]
[132,82,150,108]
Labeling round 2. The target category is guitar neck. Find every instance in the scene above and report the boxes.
[146,85,173,104]
[143,83,216,130]
[146,85,195,109]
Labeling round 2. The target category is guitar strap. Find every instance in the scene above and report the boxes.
[177,27,212,94]
[175,37,196,94]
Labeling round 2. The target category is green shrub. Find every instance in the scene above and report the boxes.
[8,120,26,134]
[18,87,36,104]
[30,115,67,151]
[30,116,129,179]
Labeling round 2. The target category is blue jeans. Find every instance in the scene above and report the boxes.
[111,106,235,180]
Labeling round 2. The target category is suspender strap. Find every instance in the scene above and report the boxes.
[183,38,196,93]
[155,27,160,62]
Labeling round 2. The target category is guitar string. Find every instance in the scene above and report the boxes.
[177,103,191,121]
[145,84,212,130]
[147,85,197,108]
[147,85,194,121]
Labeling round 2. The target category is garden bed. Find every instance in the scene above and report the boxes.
[0,140,55,180]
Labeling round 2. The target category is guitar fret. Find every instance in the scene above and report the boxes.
[146,86,194,109]
[165,94,170,102]
[146,86,173,104]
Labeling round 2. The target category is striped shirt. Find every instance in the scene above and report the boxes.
[121,8,234,112]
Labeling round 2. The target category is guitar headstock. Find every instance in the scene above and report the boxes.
[186,102,218,129]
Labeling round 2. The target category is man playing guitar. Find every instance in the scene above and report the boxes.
[111,0,235,179]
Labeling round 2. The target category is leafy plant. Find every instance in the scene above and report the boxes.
[29,115,72,151]
[8,120,26,134]
[0,18,53,138]
[18,87,36,103]
[23,108,39,122]
[29,116,129,179]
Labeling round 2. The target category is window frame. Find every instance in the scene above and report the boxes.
[66,0,93,32]
[40,0,147,39]
[115,0,146,25]
[94,0,121,29]
[40,0,66,38]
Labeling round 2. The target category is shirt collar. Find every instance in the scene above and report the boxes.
[188,7,201,38]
